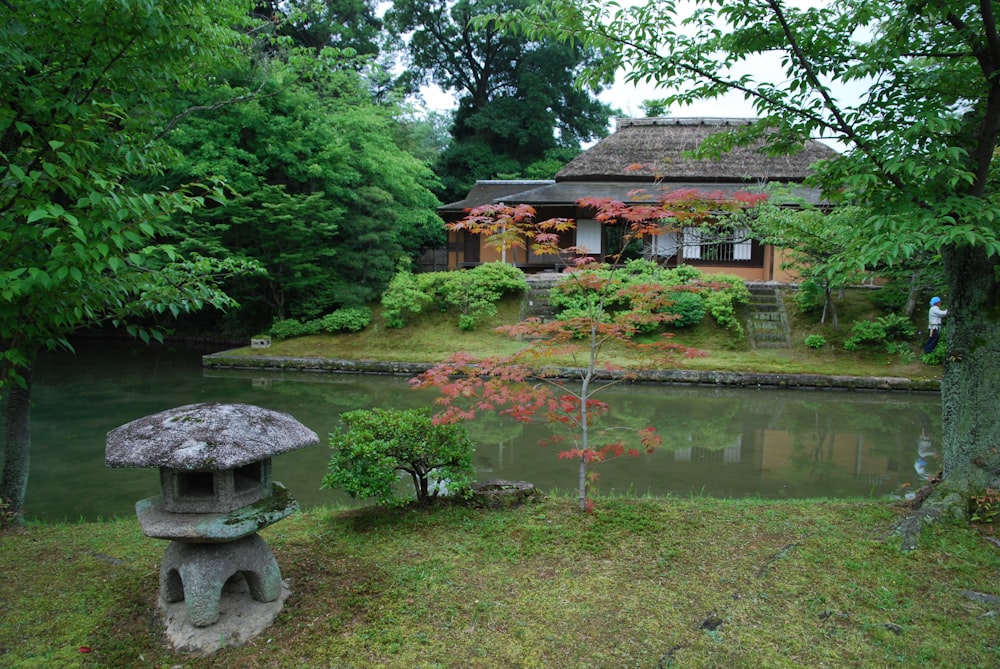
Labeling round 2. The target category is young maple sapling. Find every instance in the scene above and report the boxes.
[411,188,767,511]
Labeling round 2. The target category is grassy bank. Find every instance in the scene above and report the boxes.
[225,288,943,383]
[1,496,997,668]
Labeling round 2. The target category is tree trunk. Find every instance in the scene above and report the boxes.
[904,271,919,317]
[579,363,593,512]
[938,245,1000,499]
[822,285,840,331]
[1,366,32,528]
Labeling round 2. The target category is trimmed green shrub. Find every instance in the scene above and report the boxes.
[465,261,528,294]
[804,334,827,349]
[381,267,432,329]
[843,314,916,353]
[843,320,887,351]
[701,273,751,337]
[438,263,528,329]
[672,263,703,283]
[663,291,706,328]
[320,306,372,333]
[380,262,527,330]
[270,308,374,340]
[549,260,748,335]
[322,408,475,506]
[269,318,322,340]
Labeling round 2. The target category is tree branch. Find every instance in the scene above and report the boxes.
[762,0,908,193]
[953,1,1000,197]
[153,75,272,141]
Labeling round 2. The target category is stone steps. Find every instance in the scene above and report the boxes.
[746,284,791,349]
[520,275,561,322]
[519,277,793,349]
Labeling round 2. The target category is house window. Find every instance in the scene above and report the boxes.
[576,219,602,254]
[682,226,752,262]
[650,227,754,263]
[682,227,703,259]
[650,230,679,259]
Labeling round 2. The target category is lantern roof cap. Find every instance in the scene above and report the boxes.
[105,402,319,470]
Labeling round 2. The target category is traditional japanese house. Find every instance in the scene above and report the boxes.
[438,117,838,282]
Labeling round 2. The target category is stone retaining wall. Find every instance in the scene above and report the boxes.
[202,351,940,393]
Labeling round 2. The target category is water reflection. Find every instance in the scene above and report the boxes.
[8,341,942,521]
[914,411,940,481]
[546,384,938,500]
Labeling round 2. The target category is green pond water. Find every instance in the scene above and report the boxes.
[11,340,941,522]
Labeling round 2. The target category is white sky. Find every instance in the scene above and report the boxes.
[419,67,857,151]
[413,0,865,151]
[419,79,762,119]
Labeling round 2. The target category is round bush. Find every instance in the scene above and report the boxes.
[322,408,475,506]
[804,334,827,349]
[663,291,706,328]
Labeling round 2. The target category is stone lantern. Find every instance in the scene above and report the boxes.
[105,402,318,636]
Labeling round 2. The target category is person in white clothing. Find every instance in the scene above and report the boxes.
[922,296,948,354]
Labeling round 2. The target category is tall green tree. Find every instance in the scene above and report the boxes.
[501,0,1000,513]
[161,54,444,331]
[255,0,383,56]
[0,0,261,524]
[384,0,615,201]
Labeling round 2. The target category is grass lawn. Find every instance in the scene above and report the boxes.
[2,285,969,667]
[2,496,998,668]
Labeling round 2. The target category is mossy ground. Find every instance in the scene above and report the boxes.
[1,496,997,668]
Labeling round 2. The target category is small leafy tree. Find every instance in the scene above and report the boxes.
[751,200,871,332]
[322,408,475,506]
[412,188,766,511]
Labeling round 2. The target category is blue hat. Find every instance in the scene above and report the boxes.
[930,296,941,306]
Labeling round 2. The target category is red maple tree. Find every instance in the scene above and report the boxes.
[411,188,767,511]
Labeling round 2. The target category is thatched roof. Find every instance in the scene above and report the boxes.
[555,117,838,183]
[438,118,837,214]
[490,180,826,206]
[439,180,554,214]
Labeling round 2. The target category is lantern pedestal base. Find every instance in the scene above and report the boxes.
[160,533,283,627]
[159,573,289,655]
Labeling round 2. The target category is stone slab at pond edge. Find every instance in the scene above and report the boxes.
[202,352,942,392]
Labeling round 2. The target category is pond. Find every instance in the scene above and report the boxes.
[9,340,942,522]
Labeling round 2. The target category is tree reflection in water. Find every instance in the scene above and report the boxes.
[16,341,941,521]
